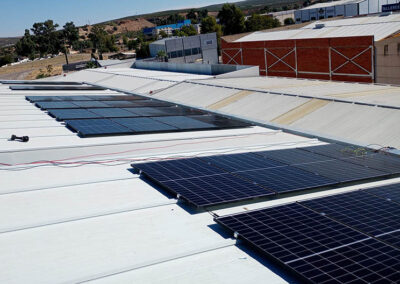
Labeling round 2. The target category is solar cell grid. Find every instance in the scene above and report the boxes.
[70,101,110,108]
[200,152,286,172]
[129,100,173,107]
[153,116,215,130]
[301,191,400,240]
[293,159,386,183]
[47,109,101,120]
[192,115,251,128]
[102,100,137,107]
[254,148,334,165]
[89,108,139,118]
[233,166,336,193]
[35,101,78,110]
[162,174,273,207]
[365,183,400,203]
[112,117,177,132]
[343,153,400,175]
[55,96,92,101]
[65,119,132,136]
[122,107,171,117]
[216,203,367,264]
[302,144,372,159]
[26,96,62,102]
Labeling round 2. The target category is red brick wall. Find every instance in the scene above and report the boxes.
[221,36,374,83]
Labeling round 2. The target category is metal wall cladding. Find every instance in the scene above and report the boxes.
[221,36,374,83]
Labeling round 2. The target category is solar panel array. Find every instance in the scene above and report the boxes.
[216,183,400,283]
[133,145,400,207]
[26,95,251,137]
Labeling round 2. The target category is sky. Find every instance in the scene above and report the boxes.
[0,0,228,37]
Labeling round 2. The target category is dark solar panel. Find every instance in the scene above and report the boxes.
[287,238,400,284]
[378,231,400,248]
[343,153,400,175]
[153,116,215,130]
[47,109,101,120]
[364,183,400,204]
[302,143,372,159]
[35,101,78,110]
[234,166,336,193]
[255,148,334,165]
[192,115,251,128]
[134,158,226,182]
[65,119,132,137]
[102,100,137,107]
[130,100,173,107]
[10,85,105,90]
[293,159,386,183]
[162,174,274,207]
[89,108,139,118]
[301,191,400,241]
[216,203,367,263]
[216,203,400,283]
[1,80,82,85]
[154,106,204,116]
[70,101,110,108]
[200,152,286,172]
[112,117,177,132]
[26,96,62,102]
[56,96,93,101]
[123,107,171,117]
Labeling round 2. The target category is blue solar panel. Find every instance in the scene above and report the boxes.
[112,117,177,132]
[200,152,286,172]
[123,107,171,117]
[65,119,132,137]
[255,148,334,165]
[302,144,372,159]
[70,101,110,108]
[162,174,274,207]
[56,96,92,101]
[364,183,400,204]
[293,159,386,183]
[89,108,139,118]
[233,166,336,193]
[343,153,400,175]
[130,100,173,107]
[26,96,62,102]
[47,109,101,120]
[301,191,400,244]
[191,115,251,129]
[157,107,204,116]
[35,101,78,110]
[216,203,400,283]
[102,100,137,107]
[153,116,215,130]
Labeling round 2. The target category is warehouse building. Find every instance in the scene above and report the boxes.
[221,13,400,84]
[294,0,399,23]
[149,33,218,64]
[143,19,192,38]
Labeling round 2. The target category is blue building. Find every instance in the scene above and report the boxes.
[143,20,192,37]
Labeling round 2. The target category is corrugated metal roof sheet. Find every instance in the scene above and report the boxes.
[235,13,400,42]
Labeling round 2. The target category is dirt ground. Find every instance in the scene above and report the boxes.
[0,53,91,80]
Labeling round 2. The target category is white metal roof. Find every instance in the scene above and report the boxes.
[235,13,400,42]
[300,0,363,10]
[1,67,400,283]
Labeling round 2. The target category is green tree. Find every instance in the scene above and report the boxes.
[136,42,150,58]
[284,18,295,25]
[166,13,185,24]
[62,22,79,64]
[127,39,138,50]
[0,54,14,67]
[218,4,245,35]
[159,30,168,38]
[200,16,222,37]
[122,35,128,45]
[245,14,281,32]
[198,9,209,20]
[31,20,60,57]
[173,25,197,37]
[88,25,112,59]
[15,29,36,58]
[186,9,197,21]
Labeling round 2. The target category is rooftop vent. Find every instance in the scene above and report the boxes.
[314,23,325,29]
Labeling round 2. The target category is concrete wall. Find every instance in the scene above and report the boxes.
[375,36,400,85]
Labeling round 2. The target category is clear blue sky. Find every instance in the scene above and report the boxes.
[0,0,227,37]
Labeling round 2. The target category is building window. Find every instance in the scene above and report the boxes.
[311,17,316,20]
[192,48,200,55]
[184,49,192,56]
[170,51,177,58]
[177,50,183,57]
[296,18,301,22]
[397,43,400,55]
[205,40,213,45]
[384,44,389,56]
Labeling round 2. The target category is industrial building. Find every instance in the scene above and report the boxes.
[221,13,400,84]
[1,62,400,283]
[149,33,218,64]
[143,19,192,38]
[294,0,399,23]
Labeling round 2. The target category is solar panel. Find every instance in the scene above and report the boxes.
[87,95,143,101]
[47,109,101,120]
[233,166,336,193]
[293,159,386,183]
[302,143,372,159]
[70,101,110,108]
[254,148,334,165]
[364,183,400,204]
[89,108,140,118]
[65,119,132,137]
[154,106,204,116]
[122,107,170,117]
[301,191,400,243]
[378,231,400,248]
[192,115,251,128]
[153,116,215,130]
[343,153,400,175]
[55,96,93,101]
[26,96,62,102]
[35,101,78,110]
[216,203,400,283]
[102,100,137,107]
[10,85,105,90]
[112,117,177,132]
[1,80,82,85]
[130,100,173,107]
[200,152,286,172]
[162,174,274,207]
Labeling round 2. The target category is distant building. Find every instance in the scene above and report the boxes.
[294,0,399,23]
[109,52,136,60]
[149,33,218,64]
[143,20,192,38]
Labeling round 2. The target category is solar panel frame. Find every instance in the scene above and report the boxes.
[254,148,335,165]
[191,115,251,129]
[70,101,111,108]
[47,109,102,120]
[35,101,79,110]
[122,107,172,117]
[26,96,63,102]
[65,119,133,137]
[364,183,400,204]
[102,100,138,107]
[88,108,140,118]
[153,116,216,130]
[111,117,178,132]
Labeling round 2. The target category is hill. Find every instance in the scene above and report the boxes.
[0,37,20,48]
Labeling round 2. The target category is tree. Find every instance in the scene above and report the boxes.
[166,13,185,24]
[15,29,36,58]
[88,25,118,59]
[186,9,197,21]
[159,30,168,38]
[174,25,197,37]
[122,35,128,45]
[136,42,150,58]
[127,39,138,50]
[31,20,60,57]
[62,22,79,64]
[284,18,295,25]
[157,50,167,61]
[200,16,222,38]
[218,4,246,35]
[198,9,208,20]
[0,54,14,67]
[245,14,281,32]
